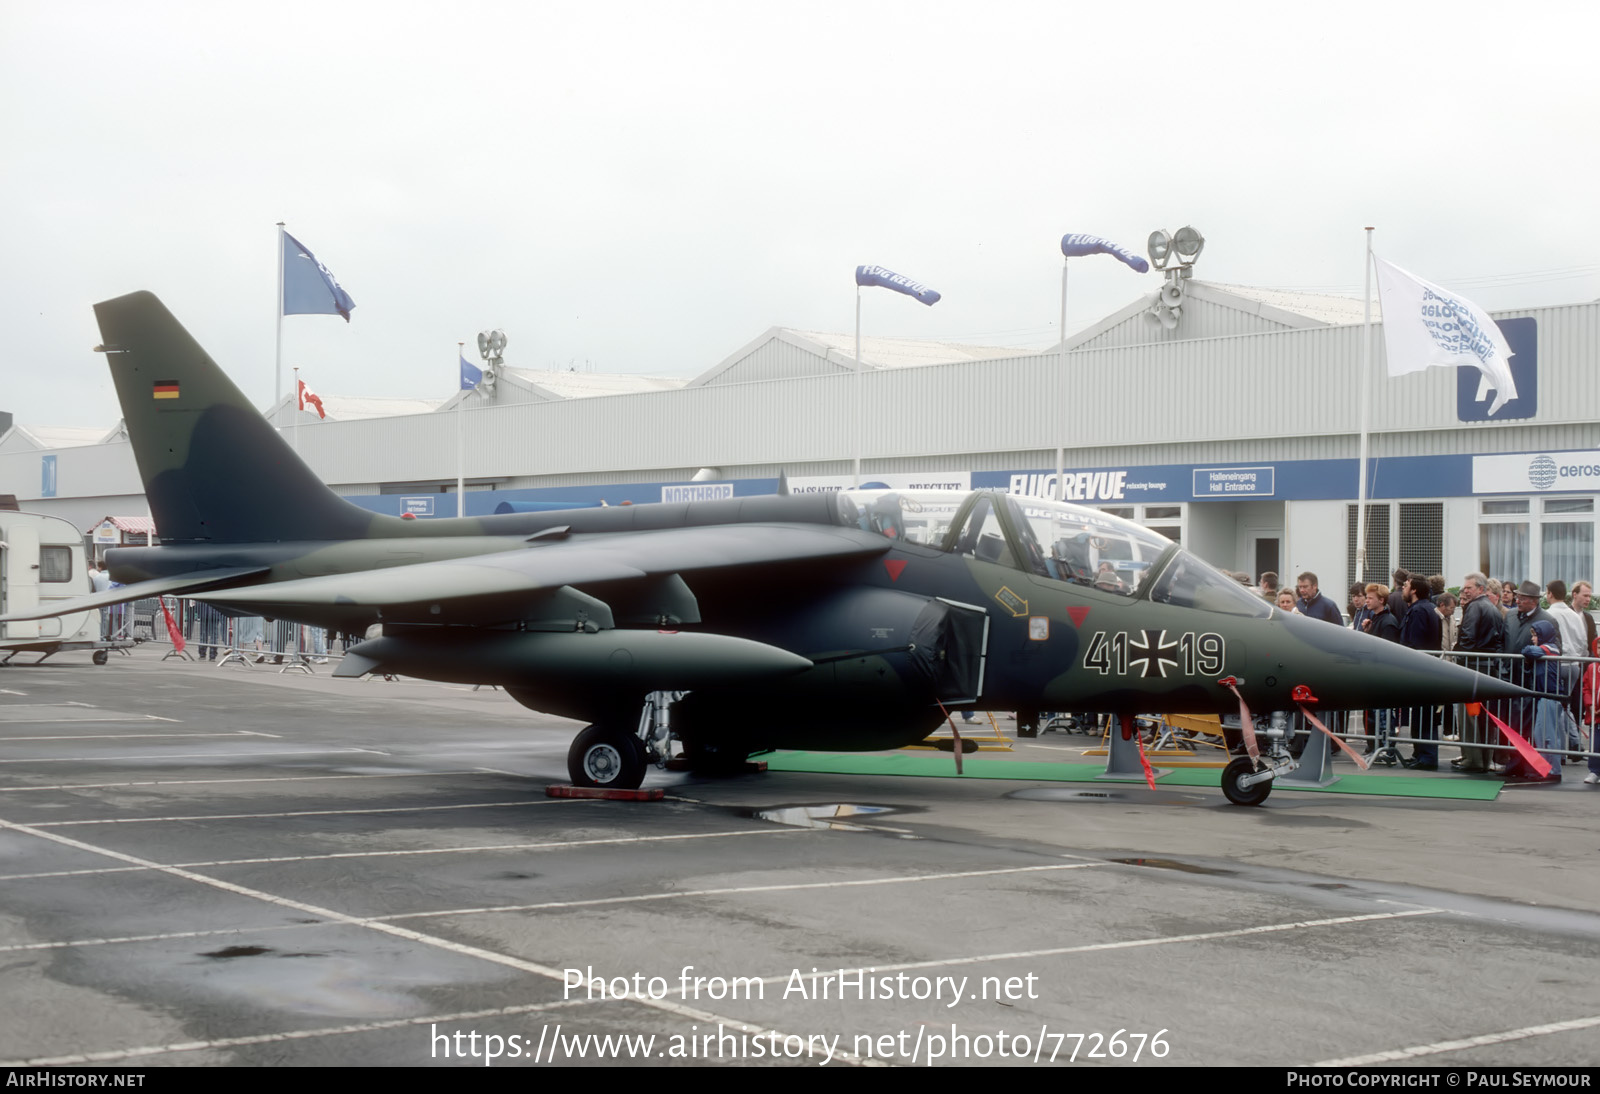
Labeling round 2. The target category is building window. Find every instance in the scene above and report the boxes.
[1542,498,1595,587]
[1347,503,1391,586]
[1100,504,1183,546]
[1478,497,1594,587]
[1398,503,1444,579]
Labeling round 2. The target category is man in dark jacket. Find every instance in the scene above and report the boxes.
[1295,572,1345,625]
[1453,571,1505,772]
[1400,576,1443,768]
[1364,583,1402,762]
[1499,581,1554,779]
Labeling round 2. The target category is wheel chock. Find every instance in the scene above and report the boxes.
[546,784,665,801]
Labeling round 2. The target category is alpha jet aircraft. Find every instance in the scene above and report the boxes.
[4,292,1528,801]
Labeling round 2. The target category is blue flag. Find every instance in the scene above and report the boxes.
[460,354,482,391]
[282,231,356,321]
[1059,234,1150,274]
[855,265,941,306]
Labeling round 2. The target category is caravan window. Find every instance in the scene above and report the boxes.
[39,546,72,583]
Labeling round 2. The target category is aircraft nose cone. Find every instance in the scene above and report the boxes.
[1260,613,1528,709]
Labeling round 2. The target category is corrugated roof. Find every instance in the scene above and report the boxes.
[12,425,109,449]
[500,368,686,399]
[316,395,446,420]
[1200,283,1372,326]
[787,330,1019,369]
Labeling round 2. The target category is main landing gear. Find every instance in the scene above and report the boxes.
[567,723,648,789]
[566,692,751,790]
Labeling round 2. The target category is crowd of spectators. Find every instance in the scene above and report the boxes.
[1252,565,1599,786]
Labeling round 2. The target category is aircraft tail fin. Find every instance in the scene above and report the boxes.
[95,291,384,543]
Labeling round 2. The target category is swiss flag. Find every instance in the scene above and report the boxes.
[297,377,327,419]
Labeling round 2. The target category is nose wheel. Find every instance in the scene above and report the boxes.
[1221,756,1273,807]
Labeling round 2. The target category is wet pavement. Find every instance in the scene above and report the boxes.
[0,649,1596,1068]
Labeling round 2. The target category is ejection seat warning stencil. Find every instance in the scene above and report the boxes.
[994,587,1029,617]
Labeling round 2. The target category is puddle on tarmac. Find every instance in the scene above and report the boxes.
[742,804,894,831]
[201,945,272,959]
[1007,787,1206,805]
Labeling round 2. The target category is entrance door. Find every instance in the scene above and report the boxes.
[1253,538,1280,584]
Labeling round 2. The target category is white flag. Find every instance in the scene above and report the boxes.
[1372,256,1517,415]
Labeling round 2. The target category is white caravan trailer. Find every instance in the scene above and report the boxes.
[0,511,107,664]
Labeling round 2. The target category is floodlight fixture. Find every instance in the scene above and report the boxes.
[1173,225,1205,261]
[1147,230,1172,269]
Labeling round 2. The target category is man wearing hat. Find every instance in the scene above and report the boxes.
[1498,581,1553,778]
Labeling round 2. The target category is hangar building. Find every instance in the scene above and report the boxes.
[3,280,1597,597]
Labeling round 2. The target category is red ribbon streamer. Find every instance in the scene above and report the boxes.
[1299,705,1369,771]
[1133,719,1157,791]
[1220,680,1260,762]
[1482,706,1554,779]
[159,597,185,654]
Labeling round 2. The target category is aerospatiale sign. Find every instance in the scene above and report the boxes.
[1473,450,1600,494]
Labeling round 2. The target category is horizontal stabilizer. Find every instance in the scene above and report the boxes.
[0,566,269,623]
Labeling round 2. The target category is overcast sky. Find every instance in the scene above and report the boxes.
[4,1,1597,429]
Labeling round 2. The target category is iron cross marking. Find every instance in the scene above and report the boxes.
[1127,629,1180,679]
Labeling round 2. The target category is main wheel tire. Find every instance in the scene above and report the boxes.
[1221,756,1272,807]
[568,724,646,789]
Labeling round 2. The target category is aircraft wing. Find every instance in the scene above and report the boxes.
[193,524,887,625]
[0,567,271,623]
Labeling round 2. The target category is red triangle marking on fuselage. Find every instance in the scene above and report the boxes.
[884,559,908,582]
[1066,606,1090,627]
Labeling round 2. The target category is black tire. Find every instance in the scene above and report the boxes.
[567,724,646,789]
[92,650,109,665]
[1221,756,1272,807]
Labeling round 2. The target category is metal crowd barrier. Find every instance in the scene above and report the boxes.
[142,599,340,674]
[1319,648,1597,769]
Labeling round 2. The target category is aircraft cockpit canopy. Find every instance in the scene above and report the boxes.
[835,489,1176,597]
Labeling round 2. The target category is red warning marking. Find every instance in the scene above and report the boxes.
[1065,606,1090,627]
[884,559,908,582]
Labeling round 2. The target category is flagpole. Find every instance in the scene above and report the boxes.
[852,286,861,489]
[1355,227,1375,585]
[1055,256,1068,501]
[275,222,285,414]
[456,342,466,518]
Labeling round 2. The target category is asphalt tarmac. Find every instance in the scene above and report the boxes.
[0,648,1596,1069]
